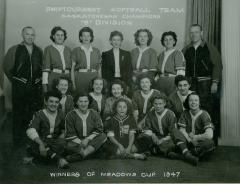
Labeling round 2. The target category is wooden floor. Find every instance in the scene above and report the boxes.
[1,110,240,183]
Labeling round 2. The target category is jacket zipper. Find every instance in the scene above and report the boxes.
[194,49,196,77]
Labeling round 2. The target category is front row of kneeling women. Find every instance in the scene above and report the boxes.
[26,85,215,169]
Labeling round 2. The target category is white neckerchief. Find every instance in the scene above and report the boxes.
[90,92,103,112]
[113,48,121,77]
[161,49,175,74]
[81,45,93,69]
[75,109,89,137]
[177,90,193,110]
[189,110,203,135]
[43,109,57,134]
[136,46,150,70]
[52,44,66,70]
[141,89,154,114]
[60,95,67,113]
[155,109,168,135]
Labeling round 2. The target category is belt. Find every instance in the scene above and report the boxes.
[160,73,176,77]
[77,69,97,73]
[52,68,70,74]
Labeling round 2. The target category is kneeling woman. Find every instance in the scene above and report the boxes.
[65,93,107,162]
[105,98,147,160]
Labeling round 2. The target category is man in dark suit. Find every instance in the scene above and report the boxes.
[102,31,133,96]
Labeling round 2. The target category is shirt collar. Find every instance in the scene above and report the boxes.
[138,46,150,53]
[190,40,206,48]
[81,45,93,52]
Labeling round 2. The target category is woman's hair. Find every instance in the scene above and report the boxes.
[160,31,177,47]
[112,98,133,116]
[79,27,94,43]
[183,92,200,110]
[89,76,108,94]
[136,73,155,90]
[73,92,93,108]
[134,29,153,46]
[52,76,70,90]
[50,26,67,42]
[44,90,62,101]
[150,93,168,105]
[109,30,123,41]
[110,79,127,96]
[174,75,191,86]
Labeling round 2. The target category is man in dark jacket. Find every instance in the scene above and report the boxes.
[3,26,43,147]
[182,24,222,143]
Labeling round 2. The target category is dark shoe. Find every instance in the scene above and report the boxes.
[66,154,83,163]
[184,152,199,166]
[167,152,183,160]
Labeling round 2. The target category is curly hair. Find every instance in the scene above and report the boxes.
[134,29,153,46]
[150,93,168,105]
[160,31,177,47]
[50,26,67,42]
[44,90,62,101]
[174,75,191,86]
[112,98,133,116]
[109,30,124,41]
[73,92,93,108]
[79,27,94,43]
[89,76,108,95]
[136,73,155,90]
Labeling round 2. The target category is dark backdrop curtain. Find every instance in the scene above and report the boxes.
[185,0,222,51]
[0,0,6,89]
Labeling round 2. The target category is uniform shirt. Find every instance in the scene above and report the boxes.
[58,95,74,116]
[132,89,163,121]
[42,45,72,72]
[144,109,176,138]
[71,46,101,70]
[105,115,136,147]
[168,90,193,119]
[131,47,158,71]
[158,49,185,75]
[65,109,103,142]
[178,110,214,135]
[26,109,65,140]
[89,93,107,116]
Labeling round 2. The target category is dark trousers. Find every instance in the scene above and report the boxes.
[12,81,43,146]
[191,78,221,144]
[171,128,215,157]
[27,138,66,162]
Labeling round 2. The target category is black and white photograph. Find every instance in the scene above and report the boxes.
[0,0,239,183]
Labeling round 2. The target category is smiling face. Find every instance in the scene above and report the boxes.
[80,31,92,44]
[53,30,65,45]
[138,31,148,46]
[164,35,175,50]
[116,101,128,117]
[93,79,103,94]
[153,98,166,114]
[111,84,123,98]
[56,79,68,95]
[189,94,200,111]
[22,28,35,45]
[77,96,89,112]
[190,26,203,44]
[45,96,60,113]
[140,77,151,91]
[177,80,190,96]
[110,35,122,49]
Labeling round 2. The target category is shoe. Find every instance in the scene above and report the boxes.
[184,152,199,166]
[58,158,69,169]
[66,154,83,163]
[167,152,183,160]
